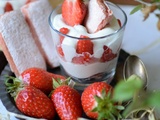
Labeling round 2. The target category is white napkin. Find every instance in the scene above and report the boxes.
[0,100,18,120]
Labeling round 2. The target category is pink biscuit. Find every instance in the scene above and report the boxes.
[0,10,46,77]
[21,0,60,68]
[84,0,113,33]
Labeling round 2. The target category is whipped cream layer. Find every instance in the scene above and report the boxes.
[52,14,122,78]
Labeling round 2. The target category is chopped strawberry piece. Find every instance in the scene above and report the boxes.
[72,52,92,64]
[100,45,117,62]
[59,27,69,43]
[4,2,13,12]
[76,35,94,55]
[57,46,64,57]
[117,19,121,27]
[62,0,87,26]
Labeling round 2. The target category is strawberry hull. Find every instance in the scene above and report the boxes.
[49,1,127,90]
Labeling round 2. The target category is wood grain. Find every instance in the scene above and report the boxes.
[49,0,63,8]
[48,0,151,6]
[109,0,140,5]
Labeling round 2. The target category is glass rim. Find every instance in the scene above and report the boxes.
[48,1,127,40]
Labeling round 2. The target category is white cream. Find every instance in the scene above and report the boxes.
[60,57,118,78]
[52,14,121,79]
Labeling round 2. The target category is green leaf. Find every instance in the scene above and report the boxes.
[115,105,125,110]
[130,4,143,15]
[146,91,160,108]
[113,75,143,102]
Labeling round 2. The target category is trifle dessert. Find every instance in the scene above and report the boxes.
[49,0,127,89]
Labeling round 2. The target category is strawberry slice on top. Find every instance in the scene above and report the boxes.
[62,0,87,26]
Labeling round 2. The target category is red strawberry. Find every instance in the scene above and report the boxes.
[51,85,82,120]
[16,86,55,120]
[81,82,119,119]
[5,78,55,120]
[72,52,98,64]
[49,73,66,81]
[4,2,13,12]
[20,67,53,94]
[62,0,87,26]
[59,27,69,43]
[57,45,64,56]
[100,45,117,62]
[76,35,94,55]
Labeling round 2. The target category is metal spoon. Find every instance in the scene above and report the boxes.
[123,55,148,89]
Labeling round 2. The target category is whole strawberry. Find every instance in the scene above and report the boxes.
[20,67,66,95]
[51,85,82,120]
[5,77,55,120]
[20,67,53,95]
[62,0,87,26]
[49,72,66,81]
[81,82,122,120]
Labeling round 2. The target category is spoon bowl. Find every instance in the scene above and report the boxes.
[123,55,148,89]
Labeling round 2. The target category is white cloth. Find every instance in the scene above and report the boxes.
[0,100,18,120]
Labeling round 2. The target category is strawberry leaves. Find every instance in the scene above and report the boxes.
[112,74,160,119]
[130,4,143,15]
[113,75,144,102]
[5,75,24,98]
[92,89,124,120]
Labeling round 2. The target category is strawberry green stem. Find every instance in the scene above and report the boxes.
[52,77,72,89]
[5,75,24,98]
[92,89,124,120]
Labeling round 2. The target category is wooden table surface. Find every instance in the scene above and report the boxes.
[49,0,151,7]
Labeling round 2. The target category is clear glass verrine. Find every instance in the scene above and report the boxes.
[49,1,127,90]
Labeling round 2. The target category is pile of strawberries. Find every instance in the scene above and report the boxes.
[5,67,121,120]
[4,0,122,119]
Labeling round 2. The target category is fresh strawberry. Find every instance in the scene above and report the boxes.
[20,67,53,94]
[49,72,66,81]
[16,86,55,120]
[5,78,55,120]
[51,85,82,120]
[81,82,112,119]
[81,82,122,120]
[4,2,13,12]
[62,0,87,26]
[59,27,69,43]
[76,35,94,55]
[100,45,117,62]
